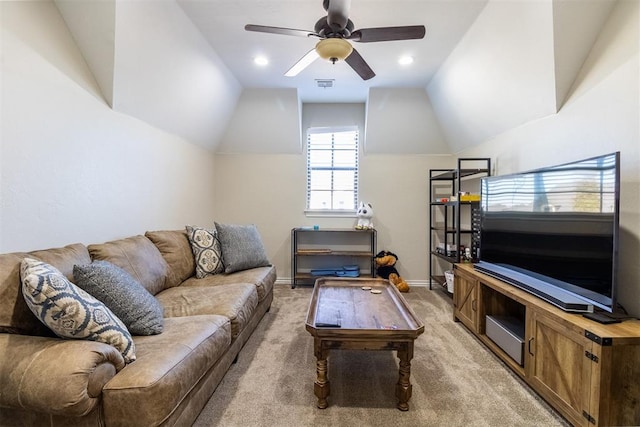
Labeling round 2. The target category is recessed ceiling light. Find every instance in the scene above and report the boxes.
[398,56,414,66]
[254,56,269,66]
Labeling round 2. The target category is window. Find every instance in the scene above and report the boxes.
[306,127,359,212]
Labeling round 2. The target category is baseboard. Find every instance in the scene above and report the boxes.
[407,280,431,287]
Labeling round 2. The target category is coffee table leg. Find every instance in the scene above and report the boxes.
[395,342,414,411]
[314,340,330,409]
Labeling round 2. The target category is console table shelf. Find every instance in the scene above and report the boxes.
[453,263,640,427]
[295,250,374,257]
[291,228,377,288]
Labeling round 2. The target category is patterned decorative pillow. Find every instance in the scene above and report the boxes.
[73,261,164,336]
[214,222,270,274]
[20,258,136,363]
[186,225,224,279]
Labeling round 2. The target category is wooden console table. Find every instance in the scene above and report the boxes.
[291,228,376,288]
[453,263,640,426]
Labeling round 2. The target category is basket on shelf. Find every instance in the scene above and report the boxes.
[444,270,454,293]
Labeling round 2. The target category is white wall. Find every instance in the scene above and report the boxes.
[302,103,366,139]
[55,0,242,151]
[427,0,558,153]
[458,0,640,316]
[218,88,301,154]
[1,1,217,252]
[54,0,116,107]
[365,88,449,154]
[551,0,615,110]
[112,0,241,151]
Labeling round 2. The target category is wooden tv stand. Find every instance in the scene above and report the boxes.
[453,263,640,427]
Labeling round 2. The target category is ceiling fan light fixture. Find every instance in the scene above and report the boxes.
[315,38,353,63]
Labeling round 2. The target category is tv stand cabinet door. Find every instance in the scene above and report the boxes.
[453,268,479,333]
[526,309,593,427]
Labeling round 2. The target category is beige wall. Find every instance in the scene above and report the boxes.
[1,1,217,252]
[214,0,640,319]
[213,153,454,284]
[3,0,637,317]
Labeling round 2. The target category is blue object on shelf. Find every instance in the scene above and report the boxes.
[310,265,360,277]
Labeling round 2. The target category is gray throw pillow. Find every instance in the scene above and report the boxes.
[214,222,270,274]
[186,225,225,278]
[73,261,163,335]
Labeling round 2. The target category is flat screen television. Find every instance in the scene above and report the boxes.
[475,152,620,313]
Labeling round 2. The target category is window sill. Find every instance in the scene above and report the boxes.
[304,210,357,218]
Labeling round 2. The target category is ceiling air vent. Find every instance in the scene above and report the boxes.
[316,79,334,88]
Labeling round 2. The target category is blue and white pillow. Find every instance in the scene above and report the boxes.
[186,225,225,278]
[20,258,136,363]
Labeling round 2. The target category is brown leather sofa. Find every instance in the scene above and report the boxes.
[0,230,275,426]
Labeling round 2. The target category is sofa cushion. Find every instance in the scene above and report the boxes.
[145,230,195,288]
[181,265,276,302]
[0,252,48,336]
[88,235,168,296]
[73,261,163,335]
[0,244,92,336]
[102,315,231,427]
[20,258,136,363]
[185,225,224,279]
[156,283,258,339]
[214,222,270,274]
[30,243,92,282]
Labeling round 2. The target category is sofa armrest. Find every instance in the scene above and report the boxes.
[0,334,125,417]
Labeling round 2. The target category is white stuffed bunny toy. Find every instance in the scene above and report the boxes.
[355,202,374,230]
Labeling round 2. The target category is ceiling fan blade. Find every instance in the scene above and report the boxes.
[344,48,375,80]
[326,0,351,32]
[348,25,426,43]
[285,48,320,77]
[245,24,318,38]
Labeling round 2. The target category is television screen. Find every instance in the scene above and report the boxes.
[476,152,620,313]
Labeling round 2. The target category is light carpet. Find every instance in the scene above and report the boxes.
[193,285,568,427]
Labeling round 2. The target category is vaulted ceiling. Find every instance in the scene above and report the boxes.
[53,0,616,153]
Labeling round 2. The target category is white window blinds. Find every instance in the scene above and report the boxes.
[306,127,359,211]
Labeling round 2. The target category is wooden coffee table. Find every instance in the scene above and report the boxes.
[305,278,425,411]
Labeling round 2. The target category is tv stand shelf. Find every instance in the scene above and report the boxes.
[453,263,640,426]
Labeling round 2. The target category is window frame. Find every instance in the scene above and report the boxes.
[304,126,359,217]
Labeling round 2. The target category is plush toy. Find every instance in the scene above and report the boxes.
[374,250,409,293]
[355,202,374,230]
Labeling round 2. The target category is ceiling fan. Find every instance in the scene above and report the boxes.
[245,0,426,80]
